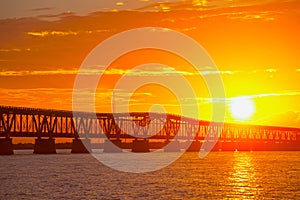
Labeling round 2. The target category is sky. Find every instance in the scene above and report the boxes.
[0,0,300,127]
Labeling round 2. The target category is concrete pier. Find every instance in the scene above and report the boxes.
[252,142,266,151]
[236,141,252,151]
[71,138,91,153]
[103,139,123,153]
[164,140,180,152]
[0,138,14,155]
[201,142,221,152]
[34,138,56,154]
[285,142,300,151]
[186,141,202,152]
[265,142,282,151]
[221,142,237,151]
[132,139,150,152]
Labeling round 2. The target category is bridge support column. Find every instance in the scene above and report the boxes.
[71,138,91,153]
[132,139,150,153]
[34,138,56,154]
[201,141,221,152]
[186,141,202,152]
[221,142,236,151]
[287,142,300,151]
[0,138,13,155]
[265,142,282,151]
[236,141,253,151]
[164,140,180,152]
[252,142,266,151]
[103,139,123,153]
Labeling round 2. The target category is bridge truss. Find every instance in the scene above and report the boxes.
[1,105,299,143]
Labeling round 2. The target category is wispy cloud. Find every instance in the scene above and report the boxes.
[26,29,111,37]
[182,91,300,103]
[0,69,78,76]
[244,91,300,99]
[109,66,237,76]
[227,11,278,21]
[27,31,78,37]
[181,27,197,32]
[31,7,54,12]
[0,66,291,78]
[0,66,237,77]
[225,91,300,102]
[136,0,287,15]
[168,10,279,22]
[0,48,31,52]
[265,68,277,73]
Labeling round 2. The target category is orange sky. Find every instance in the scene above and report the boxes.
[0,0,300,127]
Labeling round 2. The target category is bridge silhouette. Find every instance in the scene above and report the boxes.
[0,105,299,154]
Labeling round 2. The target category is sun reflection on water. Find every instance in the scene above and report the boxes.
[227,152,263,199]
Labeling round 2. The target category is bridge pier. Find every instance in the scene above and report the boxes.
[132,139,150,152]
[103,139,123,153]
[221,142,236,151]
[186,141,202,152]
[287,142,300,151]
[71,138,91,153]
[0,138,14,155]
[34,138,56,154]
[201,141,221,151]
[264,142,281,151]
[236,141,253,151]
[164,140,180,152]
[252,142,266,151]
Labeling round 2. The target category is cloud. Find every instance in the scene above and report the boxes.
[181,27,197,32]
[31,7,54,12]
[35,11,77,21]
[0,66,237,77]
[241,91,300,99]
[26,29,111,37]
[209,91,300,102]
[136,0,287,13]
[27,30,78,37]
[246,68,281,74]
[0,48,31,52]
[200,70,236,75]
[0,69,78,76]
[116,2,124,6]
[182,91,300,104]
[172,10,279,22]
[265,68,277,73]
[115,66,236,76]
[227,11,278,21]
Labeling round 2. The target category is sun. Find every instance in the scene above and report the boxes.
[230,98,255,121]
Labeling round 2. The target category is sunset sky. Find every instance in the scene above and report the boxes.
[0,0,299,128]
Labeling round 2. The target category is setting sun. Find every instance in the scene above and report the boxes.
[230,98,255,121]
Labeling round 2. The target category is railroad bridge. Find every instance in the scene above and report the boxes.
[0,105,299,154]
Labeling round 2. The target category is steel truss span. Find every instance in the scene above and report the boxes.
[0,105,299,143]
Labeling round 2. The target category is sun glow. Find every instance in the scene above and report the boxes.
[230,97,255,121]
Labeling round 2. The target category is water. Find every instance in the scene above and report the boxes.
[0,151,299,199]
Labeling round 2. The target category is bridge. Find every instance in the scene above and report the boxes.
[0,105,299,154]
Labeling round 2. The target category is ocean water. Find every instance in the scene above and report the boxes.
[0,151,299,199]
